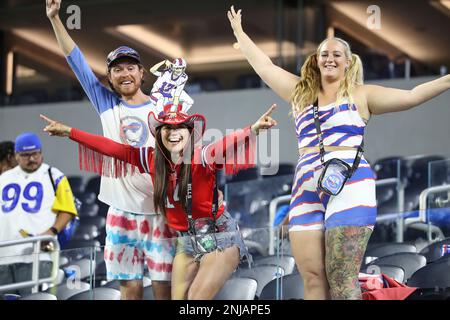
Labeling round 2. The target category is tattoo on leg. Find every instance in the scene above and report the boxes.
[325,226,372,300]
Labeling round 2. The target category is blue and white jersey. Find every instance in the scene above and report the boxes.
[0,164,77,264]
[66,46,157,214]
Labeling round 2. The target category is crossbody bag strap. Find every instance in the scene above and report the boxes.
[349,140,364,177]
[211,171,219,220]
[185,166,219,233]
[186,166,193,226]
[312,103,326,165]
[313,102,365,176]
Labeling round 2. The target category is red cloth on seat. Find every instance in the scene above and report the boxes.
[359,272,417,300]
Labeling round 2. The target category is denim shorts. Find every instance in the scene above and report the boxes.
[176,211,251,263]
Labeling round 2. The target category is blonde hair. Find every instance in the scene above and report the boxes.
[290,37,364,115]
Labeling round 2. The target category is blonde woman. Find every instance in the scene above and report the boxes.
[228,6,450,299]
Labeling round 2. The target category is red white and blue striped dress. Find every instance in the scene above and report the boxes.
[289,100,377,231]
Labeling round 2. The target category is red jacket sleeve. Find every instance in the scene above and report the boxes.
[198,125,257,175]
[69,128,152,176]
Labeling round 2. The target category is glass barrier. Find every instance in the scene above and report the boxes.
[224,174,293,229]
[1,226,296,300]
[224,161,406,245]
[11,156,450,300]
[372,158,403,243]
[4,220,450,300]
[399,156,450,243]
[425,159,450,240]
[0,241,94,300]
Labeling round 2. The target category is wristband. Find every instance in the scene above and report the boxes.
[50,227,59,235]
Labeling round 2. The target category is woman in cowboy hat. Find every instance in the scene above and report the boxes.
[40,105,277,300]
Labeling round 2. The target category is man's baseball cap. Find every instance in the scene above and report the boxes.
[15,132,42,153]
[106,46,141,68]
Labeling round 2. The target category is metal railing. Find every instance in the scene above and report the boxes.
[267,178,405,254]
[268,195,291,255]
[0,235,60,293]
[404,184,449,242]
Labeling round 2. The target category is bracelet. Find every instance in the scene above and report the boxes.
[50,227,59,235]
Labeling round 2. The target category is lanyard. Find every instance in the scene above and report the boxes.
[185,166,219,232]
[312,103,364,177]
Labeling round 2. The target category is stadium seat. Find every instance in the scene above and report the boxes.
[366,252,426,281]
[253,255,296,275]
[259,272,304,300]
[226,167,259,183]
[362,51,392,80]
[97,203,109,219]
[45,281,91,300]
[103,277,152,290]
[67,175,85,194]
[376,183,397,206]
[214,278,258,300]
[361,264,405,283]
[64,258,97,281]
[419,238,450,264]
[261,163,295,178]
[12,89,49,105]
[19,292,57,300]
[68,287,120,300]
[55,269,66,286]
[76,192,97,206]
[372,156,404,222]
[94,260,107,282]
[373,156,404,180]
[432,253,450,264]
[407,258,450,289]
[202,77,222,91]
[403,155,445,211]
[53,86,85,102]
[406,155,446,183]
[102,279,120,290]
[233,265,285,297]
[78,203,99,218]
[143,285,154,300]
[184,82,202,94]
[190,77,222,92]
[364,243,417,261]
[71,224,99,241]
[85,176,101,194]
[79,216,106,230]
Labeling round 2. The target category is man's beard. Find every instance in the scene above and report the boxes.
[114,80,141,96]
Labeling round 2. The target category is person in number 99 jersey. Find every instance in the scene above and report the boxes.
[0,132,78,297]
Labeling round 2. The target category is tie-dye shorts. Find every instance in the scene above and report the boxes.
[104,207,177,281]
